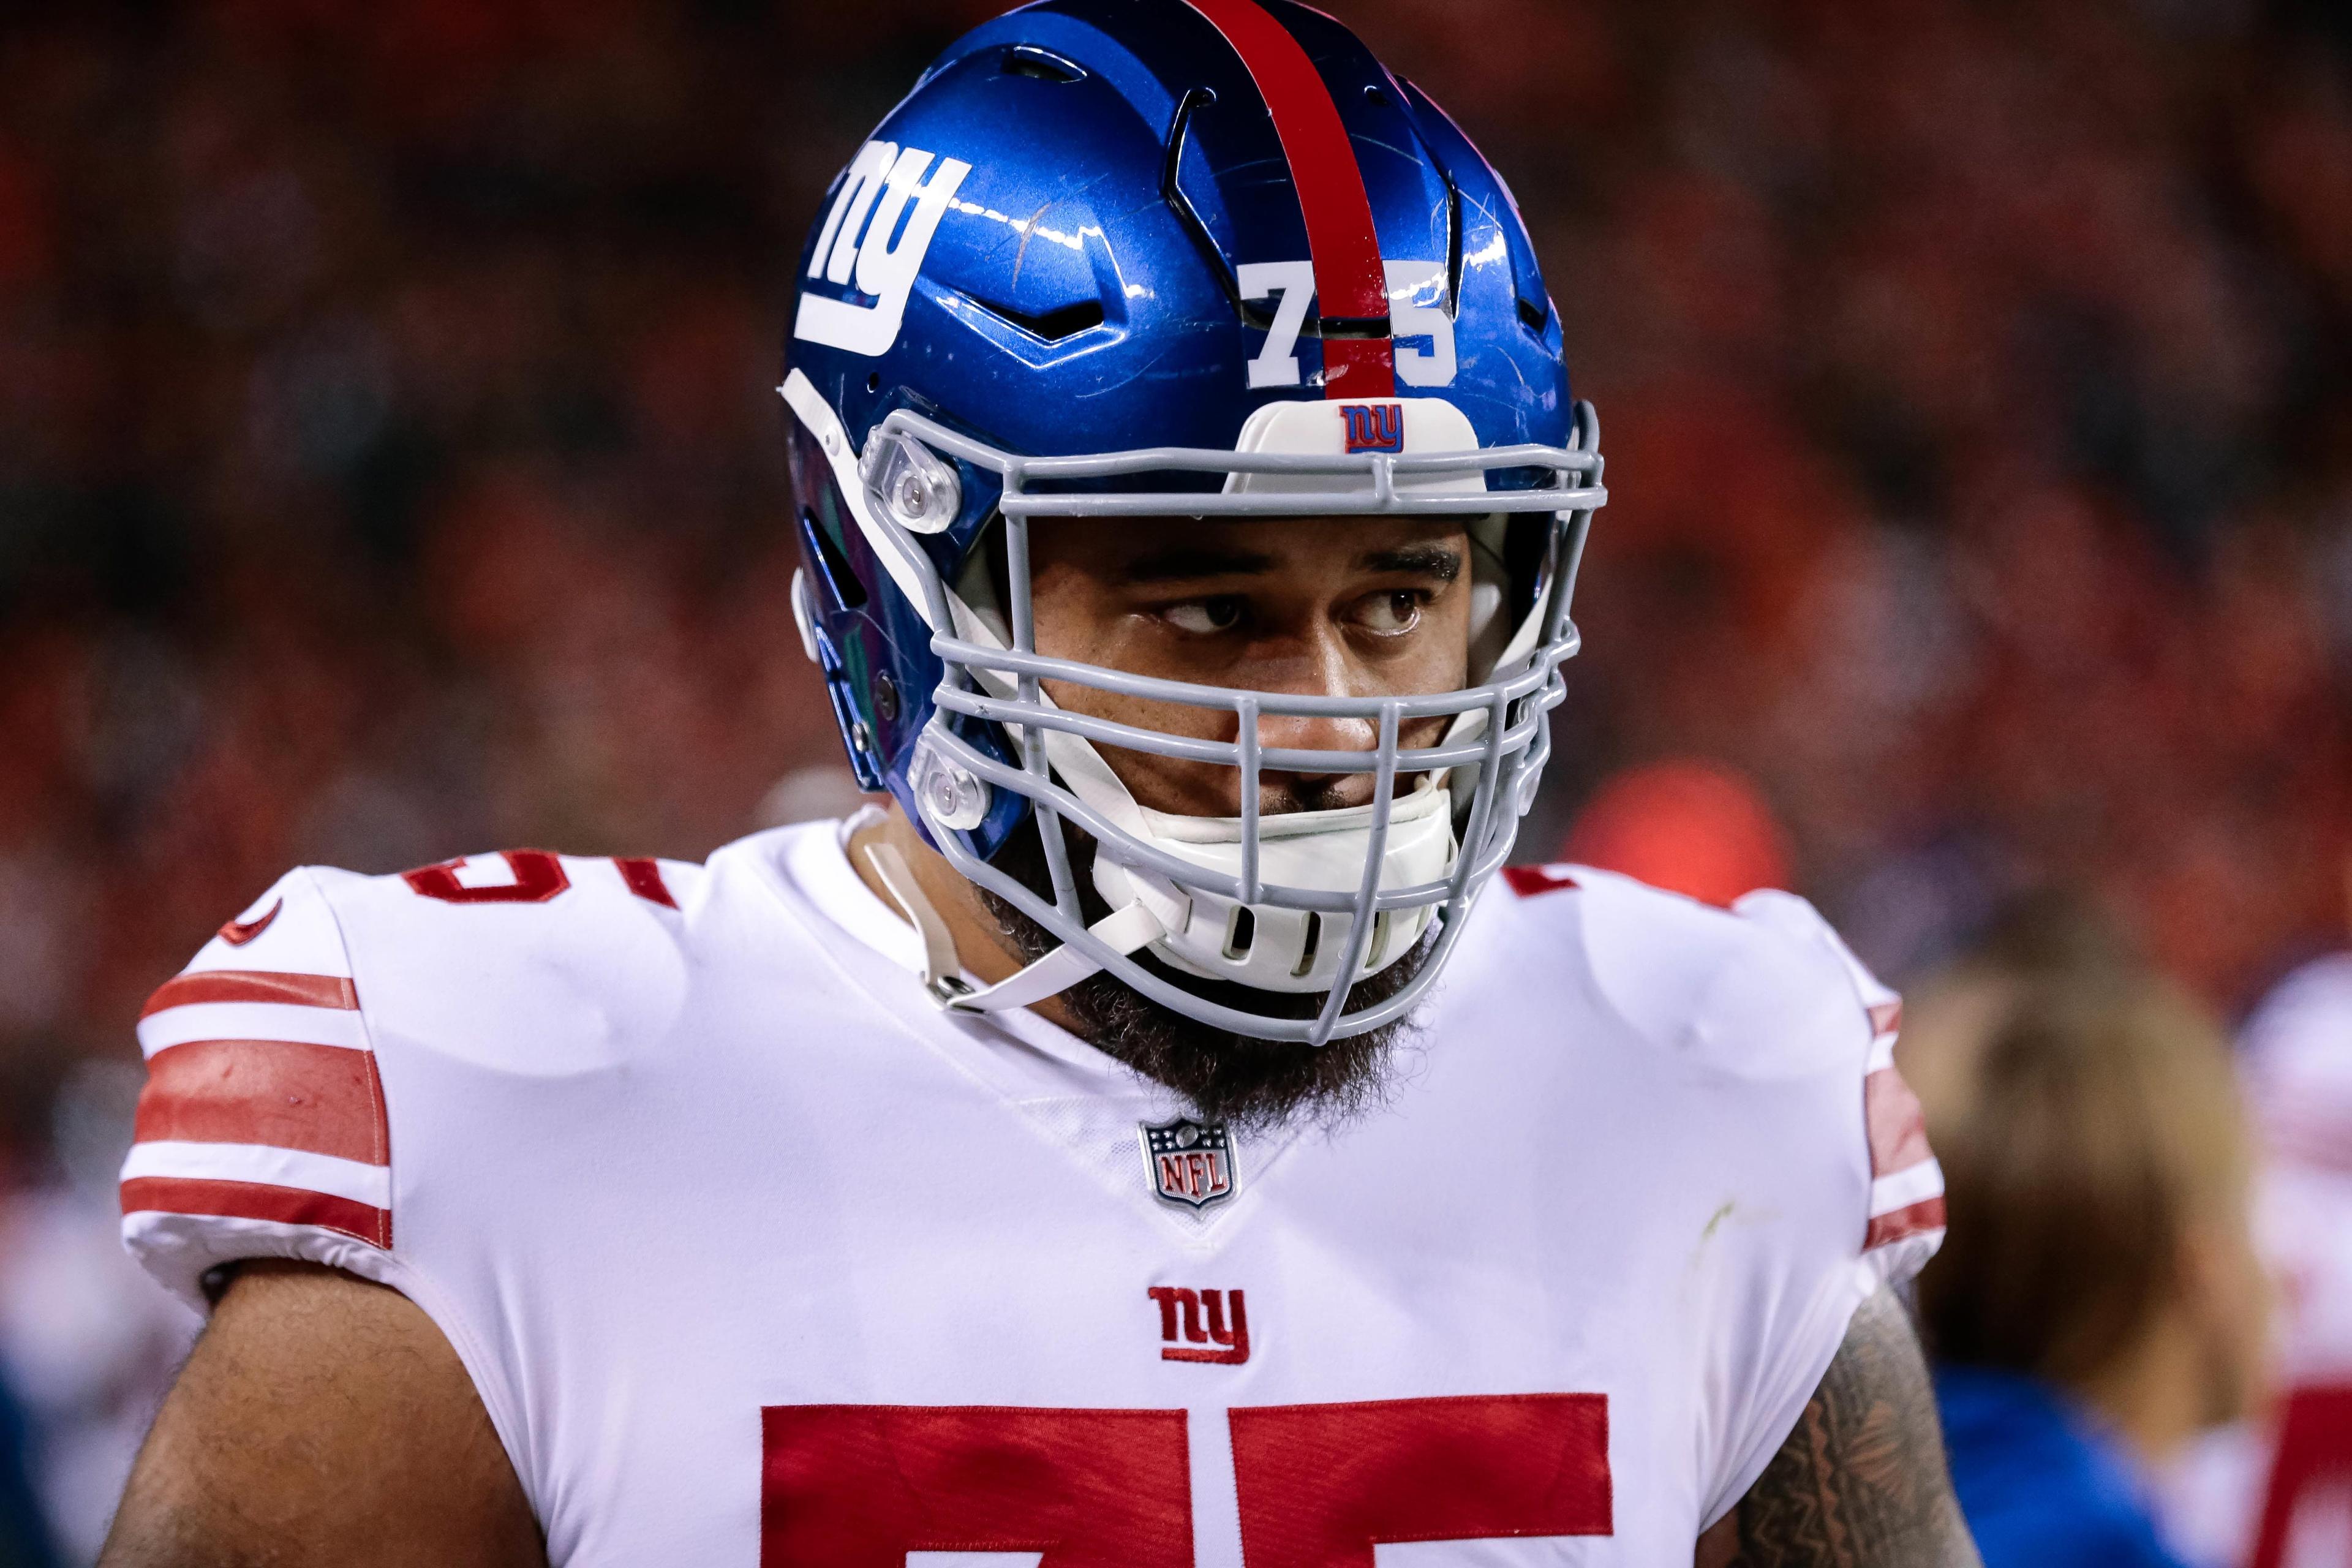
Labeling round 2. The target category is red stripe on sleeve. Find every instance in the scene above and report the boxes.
[1864,1196,1946,1251]
[120,1175,391,1249]
[1864,1066,1934,1177]
[1183,0,1395,397]
[141,970,360,1017]
[136,1039,389,1166]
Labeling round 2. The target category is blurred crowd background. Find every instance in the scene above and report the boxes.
[1,0,2348,1561]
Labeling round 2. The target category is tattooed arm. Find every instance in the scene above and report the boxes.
[1695,1289,1981,1568]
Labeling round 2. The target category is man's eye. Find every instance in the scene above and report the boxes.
[1164,597,1244,635]
[1354,590,1423,636]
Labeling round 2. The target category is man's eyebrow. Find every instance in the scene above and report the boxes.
[1115,546,1278,584]
[1359,544,1462,581]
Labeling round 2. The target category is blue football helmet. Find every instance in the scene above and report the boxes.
[782,0,1605,1045]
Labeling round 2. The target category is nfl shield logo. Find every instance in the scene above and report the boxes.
[1140,1117,1240,1212]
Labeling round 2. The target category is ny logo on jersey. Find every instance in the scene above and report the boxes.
[1341,402,1404,453]
[1139,1117,1238,1212]
[794,138,973,357]
[1146,1286,1250,1365]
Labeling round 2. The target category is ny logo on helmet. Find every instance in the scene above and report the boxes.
[1341,403,1404,454]
[794,139,973,358]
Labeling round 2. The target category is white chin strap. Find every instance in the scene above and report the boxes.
[863,839,1169,1012]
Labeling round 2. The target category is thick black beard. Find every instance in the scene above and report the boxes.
[979,820,1431,1134]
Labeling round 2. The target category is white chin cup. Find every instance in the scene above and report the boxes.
[1087,784,1456,994]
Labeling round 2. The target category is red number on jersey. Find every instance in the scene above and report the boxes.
[613,856,678,908]
[402,851,678,908]
[760,1396,1611,1566]
[403,850,571,904]
[760,1405,1193,1567]
[1231,1394,1611,1567]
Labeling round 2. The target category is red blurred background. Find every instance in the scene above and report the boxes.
[2,0,2345,1118]
[1,0,2348,1556]
[4,0,2348,1080]
[0,0,2342,1116]
[0,0,2342,1081]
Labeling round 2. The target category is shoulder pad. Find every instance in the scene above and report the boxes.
[316,850,704,1082]
[121,851,705,1309]
[1563,869,1945,1277]
[1564,867,1874,1083]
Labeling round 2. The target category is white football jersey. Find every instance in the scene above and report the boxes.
[121,816,1942,1566]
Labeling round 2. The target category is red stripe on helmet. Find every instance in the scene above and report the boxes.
[1183,0,1395,398]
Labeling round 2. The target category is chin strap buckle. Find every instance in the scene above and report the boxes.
[863,841,1166,1014]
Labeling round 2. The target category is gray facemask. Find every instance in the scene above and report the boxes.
[784,371,1605,1046]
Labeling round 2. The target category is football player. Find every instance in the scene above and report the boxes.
[101,3,1978,1564]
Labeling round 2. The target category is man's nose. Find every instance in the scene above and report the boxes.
[1245,632,1379,813]
[1252,708,1380,812]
